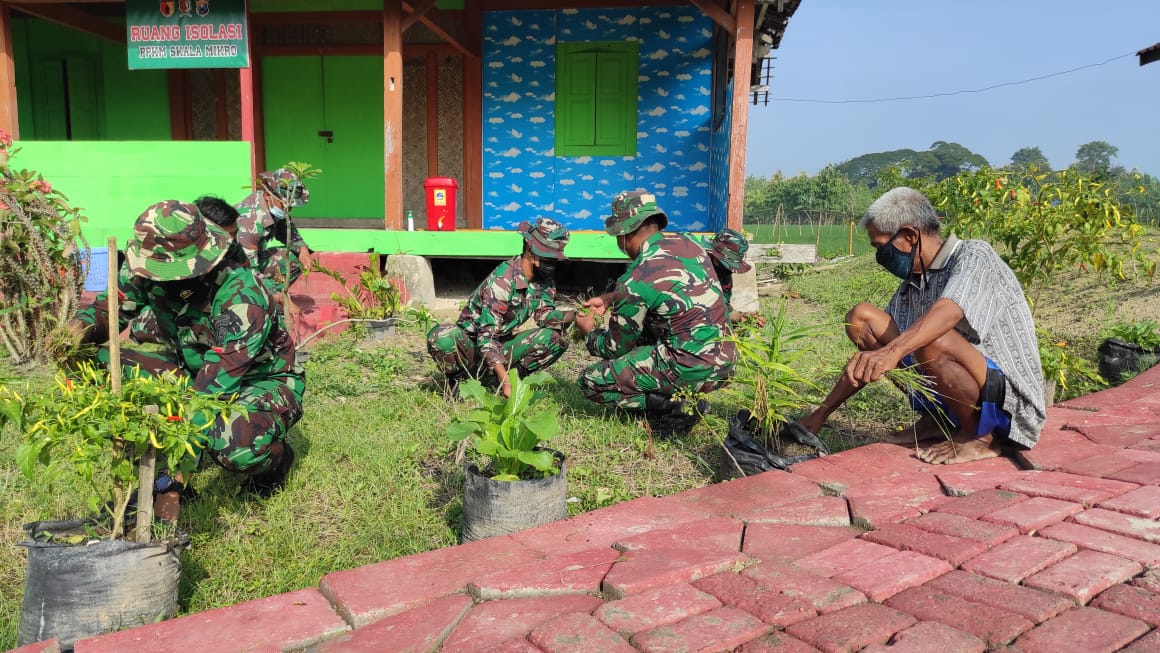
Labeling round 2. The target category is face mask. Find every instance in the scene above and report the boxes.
[533,260,557,282]
[270,206,287,220]
[875,231,916,279]
[158,276,213,305]
[616,235,629,255]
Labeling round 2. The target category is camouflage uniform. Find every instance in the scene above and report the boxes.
[236,168,311,294]
[75,201,305,479]
[705,227,752,313]
[579,192,736,411]
[427,218,571,381]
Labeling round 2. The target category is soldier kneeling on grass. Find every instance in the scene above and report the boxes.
[795,187,1045,465]
[71,200,305,522]
[574,190,736,438]
[426,217,575,398]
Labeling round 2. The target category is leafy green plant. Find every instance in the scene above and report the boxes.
[0,363,236,541]
[0,131,89,364]
[446,370,561,481]
[1103,319,1160,351]
[1038,327,1105,400]
[312,254,404,321]
[399,304,436,334]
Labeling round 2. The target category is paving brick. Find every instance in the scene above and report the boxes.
[790,443,930,494]
[468,548,620,600]
[742,524,861,564]
[980,496,1083,534]
[905,511,1019,546]
[934,488,1028,520]
[1062,404,1159,427]
[1069,421,1160,447]
[1023,550,1142,604]
[861,523,988,566]
[1022,470,1140,494]
[861,621,985,653]
[743,495,851,527]
[735,631,823,652]
[845,472,951,529]
[669,469,823,517]
[1122,630,1160,653]
[1098,485,1160,518]
[510,496,715,557]
[998,478,1120,506]
[72,589,348,653]
[1014,606,1149,653]
[743,562,868,614]
[785,603,917,653]
[320,535,532,626]
[925,570,1073,624]
[630,606,770,653]
[6,639,60,653]
[316,594,471,653]
[692,572,816,627]
[613,516,742,553]
[1058,452,1142,479]
[1109,461,1160,485]
[959,535,1077,583]
[1091,583,1160,627]
[440,595,603,652]
[883,586,1033,648]
[601,546,752,599]
[492,638,544,652]
[1131,438,1160,455]
[1039,522,1160,567]
[594,583,722,636]
[1059,384,1157,410]
[832,550,951,602]
[1073,507,1160,543]
[527,612,636,653]
[792,538,898,578]
[1016,429,1121,471]
[935,468,1025,497]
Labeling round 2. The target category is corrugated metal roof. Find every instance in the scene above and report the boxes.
[1139,41,1160,67]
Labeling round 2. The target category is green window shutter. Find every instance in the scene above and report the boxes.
[560,50,596,147]
[555,42,638,157]
[33,60,69,140]
[65,57,101,140]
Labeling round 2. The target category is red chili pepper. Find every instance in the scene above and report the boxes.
[65,379,74,391]
[211,346,224,354]
[995,179,1002,190]
[166,415,183,422]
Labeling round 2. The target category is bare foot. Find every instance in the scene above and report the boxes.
[916,433,1003,465]
[882,413,951,445]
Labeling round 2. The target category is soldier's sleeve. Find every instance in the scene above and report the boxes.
[74,263,147,344]
[475,277,518,370]
[286,218,309,252]
[532,286,568,329]
[234,203,263,267]
[193,273,273,396]
[586,278,649,359]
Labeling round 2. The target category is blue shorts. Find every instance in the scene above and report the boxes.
[901,355,1012,439]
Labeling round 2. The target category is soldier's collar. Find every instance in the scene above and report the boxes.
[511,255,530,290]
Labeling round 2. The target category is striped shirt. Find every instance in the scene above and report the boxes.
[886,234,1046,448]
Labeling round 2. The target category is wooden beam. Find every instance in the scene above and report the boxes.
[0,3,18,139]
[255,43,460,58]
[251,56,266,174]
[240,2,257,182]
[402,0,437,32]
[688,0,734,33]
[250,11,380,25]
[463,0,482,229]
[482,0,672,8]
[383,0,404,230]
[725,0,754,231]
[10,3,124,44]
[426,52,438,178]
[402,1,475,58]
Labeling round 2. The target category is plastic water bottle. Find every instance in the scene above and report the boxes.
[406,210,415,232]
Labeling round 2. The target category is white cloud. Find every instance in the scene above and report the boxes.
[581,175,594,181]
[656,88,669,97]
[677,15,693,22]
[600,160,617,167]
[510,129,522,139]
[503,36,521,46]
[510,74,523,83]
[575,156,592,164]
[655,144,667,153]
[489,172,506,178]
[510,184,522,193]
[688,162,707,172]
[488,62,504,69]
[687,220,705,230]
[501,147,521,157]
[672,186,689,197]
[530,116,546,124]
[502,92,520,102]
[691,48,710,58]
[674,130,690,137]
[618,15,636,25]
[647,49,669,60]
[646,163,665,173]
[689,106,709,116]
[530,60,546,68]
[646,107,666,117]
[502,202,521,211]
[530,172,546,179]
[575,209,592,219]
[581,191,593,200]
[511,112,523,119]
[675,73,692,81]
[560,179,575,186]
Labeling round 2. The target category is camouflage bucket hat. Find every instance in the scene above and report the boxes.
[259,168,309,208]
[604,190,667,236]
[710,228,752,273]
[125,200,231,281]
[519,218,570,260]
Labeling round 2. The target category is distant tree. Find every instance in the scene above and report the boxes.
[1010,146,1050,170]
[834,149,921,188]
[1073,140,1119,178]
[835,142,988,187]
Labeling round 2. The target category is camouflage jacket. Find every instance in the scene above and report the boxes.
[457,256,568,369]
[235,190,309,274]
[587,232,735,368]
[75,252,303,398]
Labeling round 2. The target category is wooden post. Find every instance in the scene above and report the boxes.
[0,2,19,138]
[725,0,755,231]
[426,51,439,179]
[135,406,158,543]
[240,0,258,182]
[462,0,483,229]
[848,221,854,256]
[383,0,404,230]
[107,237,121,393]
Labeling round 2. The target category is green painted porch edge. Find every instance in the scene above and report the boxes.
[300,229,630,260]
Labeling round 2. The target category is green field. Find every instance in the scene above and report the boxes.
[745,222,874,257]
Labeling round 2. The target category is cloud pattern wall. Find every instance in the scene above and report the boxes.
[482,7,717,232]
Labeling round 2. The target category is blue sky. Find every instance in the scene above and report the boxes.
[746,1,1160,178]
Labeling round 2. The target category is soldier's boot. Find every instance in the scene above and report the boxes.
[242,442,296,498]
[645,394,709,439]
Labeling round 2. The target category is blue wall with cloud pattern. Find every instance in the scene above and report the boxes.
[482,6,722,233]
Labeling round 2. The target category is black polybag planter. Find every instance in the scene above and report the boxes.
[1098,338,1160,386]
[461,450,567,542]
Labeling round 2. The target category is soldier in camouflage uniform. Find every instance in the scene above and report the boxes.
[705,227,764,326]
[427,218,573,397]
[235,168,312,296]
[574,191,736,436]
[73,200,305,519]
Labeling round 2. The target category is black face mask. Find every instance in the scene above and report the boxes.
[875,230,917,279]
[158,276,213,305]
[533,260,558,282]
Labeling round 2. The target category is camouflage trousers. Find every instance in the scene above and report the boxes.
[94,347,305,476]
[260,250,304,293]
[578,345,733,411]
[426,324,568,379]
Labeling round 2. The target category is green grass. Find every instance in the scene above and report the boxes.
[745,222,875,258]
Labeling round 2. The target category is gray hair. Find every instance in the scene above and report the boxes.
[859,187,941,234]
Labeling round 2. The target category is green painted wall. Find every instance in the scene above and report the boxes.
[12,19,170,141]
[250,0,462,11]
[15,141,252,246]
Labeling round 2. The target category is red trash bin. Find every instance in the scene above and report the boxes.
[423,177,459,231]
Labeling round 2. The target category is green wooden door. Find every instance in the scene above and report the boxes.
[261,56,385,220]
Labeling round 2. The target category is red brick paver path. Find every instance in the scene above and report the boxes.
[13,365,1160,653]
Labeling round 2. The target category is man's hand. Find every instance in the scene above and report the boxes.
[493,363,511,398]
[737,312,766,328]
[574,309,596,336]
[297,246,312,272]
[845,347,902,388]
[582,294,609,316]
